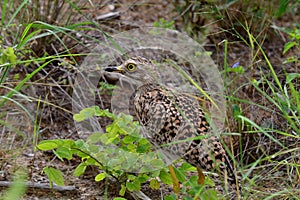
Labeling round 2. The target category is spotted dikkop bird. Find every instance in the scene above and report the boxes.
[105,56,240,194]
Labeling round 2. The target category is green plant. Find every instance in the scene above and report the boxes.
[223,28,300,198]
[283,28,300,64]
[172,0,300,44]
[37,107,220,199]
[1,0,95,56]
[0,47,17,82]
[0,0,92,108]
[251,72,300,133]
[37,107,171,197]
[153,18,175,29]
[99,81,117,95]
[164,164,219,200]
[252,33,300,134]
[0,0,98,150]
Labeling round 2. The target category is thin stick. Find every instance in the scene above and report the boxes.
[0,181,77,192]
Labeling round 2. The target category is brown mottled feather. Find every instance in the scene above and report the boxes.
[106,56,240,189]
[131,82,238,186]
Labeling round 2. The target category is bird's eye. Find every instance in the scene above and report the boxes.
[126,63,137,71]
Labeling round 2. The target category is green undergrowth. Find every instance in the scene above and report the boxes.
[37,106,219,200]
[221,23,300,198]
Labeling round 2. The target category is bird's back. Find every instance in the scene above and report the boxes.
[131,83,239,188]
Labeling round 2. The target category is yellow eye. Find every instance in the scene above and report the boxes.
[126,63,137,71]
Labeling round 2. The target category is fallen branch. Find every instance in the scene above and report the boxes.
[0,181,77,192]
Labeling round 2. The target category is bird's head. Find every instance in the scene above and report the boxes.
[105,56,158,86]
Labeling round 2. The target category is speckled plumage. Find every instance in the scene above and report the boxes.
[105,56,240,190]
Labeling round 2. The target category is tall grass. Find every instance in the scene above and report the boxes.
[220,13,300,199]
[0,1,102,198]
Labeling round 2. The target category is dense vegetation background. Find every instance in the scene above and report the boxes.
[0,0,299,199]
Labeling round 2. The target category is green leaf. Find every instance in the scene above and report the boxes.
[138,138,150,146]
[150,159,165,167]
[140,165,155,173]
[187,175,198,186]
[153,18,175,29]
[203,176,215,187]
[114,198,127,200]
[73,163,87,177]
[174,167,186,182]
[276,0,289,18]
[150,179,160,189]
[17,23,41,49]
[226,66,244,74]
[91,107,115,119]
[179,162,196,172]
[286,73,300,84]
[200,189,219,200]
[100,132,119,145]
[76,149,90,159]
[84,157,98,165]
[232,104,242,119]
[37,140,59,150]
[3,47,17,64]
[132,179,141,191]
[137,174,149,183]
[73,113,85,122]
[54,146,73,160]
[127,174,136,181]
[75,139,85,148]
[43,167,64,187]
[137,138,151,153]
[283,41,297,54]
[126,181,134,191]
[87,144,102,155]
[95,173,106,181]
[159,169,173,185]
[87,132,102,144]
[126,180,140,191]
[136,143,151,153]
[119,184,126,196]
[283,56,298,64]
[73,106,99,122]
[62,139,75,147]
[122,135,136,144]
[97,109,115,119]
[126,143,137,151]
[164,194,177,200]
[37,139,75,151]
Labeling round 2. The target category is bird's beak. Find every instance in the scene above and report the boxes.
[104,65,125,74]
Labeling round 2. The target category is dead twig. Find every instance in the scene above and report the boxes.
[0,181,77,192]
